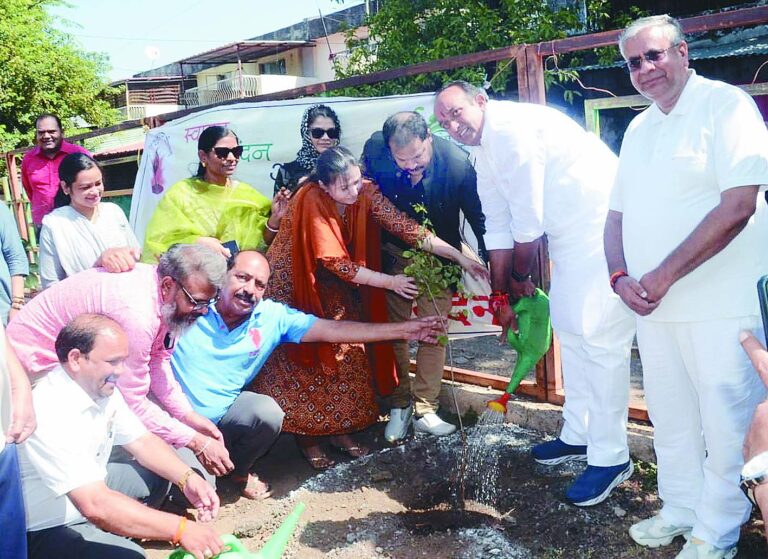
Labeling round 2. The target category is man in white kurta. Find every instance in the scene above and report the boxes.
[605,15,768,559]
[434,82,636,507]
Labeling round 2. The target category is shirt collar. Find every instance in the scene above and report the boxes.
[46,365,104,413]
[646,69,697,123]
[26,140,81,159]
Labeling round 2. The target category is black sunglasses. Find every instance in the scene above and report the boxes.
[212,145,244,159]
[309,127,340,140]
[624,44,679,73]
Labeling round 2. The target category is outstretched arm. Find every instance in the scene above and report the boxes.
[301,316,442,344]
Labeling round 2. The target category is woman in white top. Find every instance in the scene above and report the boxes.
[39,153,140,289]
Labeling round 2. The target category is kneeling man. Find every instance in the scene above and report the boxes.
[172,250,443,483]
[20,314,223,559]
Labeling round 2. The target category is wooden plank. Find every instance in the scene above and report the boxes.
[537,5,768,55]
[103,188,134,197]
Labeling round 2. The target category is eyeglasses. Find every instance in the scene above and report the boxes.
[174,279,218,311]
[212,145,244,159]
[309,127,340,140]
[624,44,679,73]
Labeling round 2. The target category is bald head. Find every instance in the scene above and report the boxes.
[55,313,125,363]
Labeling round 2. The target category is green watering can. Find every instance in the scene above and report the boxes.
[487,288,552,413]
[168,502,305,559]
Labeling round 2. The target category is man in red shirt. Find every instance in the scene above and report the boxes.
[20,114,91,233]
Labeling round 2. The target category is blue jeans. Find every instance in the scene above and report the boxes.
[0,444,27,559]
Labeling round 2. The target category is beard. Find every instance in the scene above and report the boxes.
[160,301,195,337]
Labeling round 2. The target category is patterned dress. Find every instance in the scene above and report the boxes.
[250,182,421,436]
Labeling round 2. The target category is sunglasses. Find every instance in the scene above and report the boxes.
[212,145,244,159]
[625,44,679,73]
[309,127,340,140]
[175,279,219,312]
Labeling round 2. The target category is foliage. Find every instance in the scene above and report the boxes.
[402,203,468,345]
[0,0,120,153]
[331,0,626,97]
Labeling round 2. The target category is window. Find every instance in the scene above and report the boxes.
[259,59,287,75]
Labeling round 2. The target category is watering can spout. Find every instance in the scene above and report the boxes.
[166,502,305,559]
[253,502,306,559]
[486,289,552,413]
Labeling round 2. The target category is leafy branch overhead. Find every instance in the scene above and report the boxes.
[0,0,120,153]
[330,0,642,98]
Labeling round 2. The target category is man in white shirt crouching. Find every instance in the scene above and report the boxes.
[20,313,223,559]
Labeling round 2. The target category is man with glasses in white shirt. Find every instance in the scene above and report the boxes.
[605,14,768,559]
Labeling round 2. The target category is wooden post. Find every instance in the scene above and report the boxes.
[4,152,29,242]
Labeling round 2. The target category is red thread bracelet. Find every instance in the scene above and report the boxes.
[610,270,628,291]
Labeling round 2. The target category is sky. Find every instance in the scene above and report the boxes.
[49,0,364,82]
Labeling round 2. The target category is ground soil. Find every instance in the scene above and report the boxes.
[141,336,768,559]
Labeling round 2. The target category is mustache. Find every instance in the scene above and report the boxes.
[104,374,119,384]
[235,292,255,304]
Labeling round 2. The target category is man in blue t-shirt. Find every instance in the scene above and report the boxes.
[171,250,441,499]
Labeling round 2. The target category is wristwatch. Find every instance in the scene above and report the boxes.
[740,450,768,505]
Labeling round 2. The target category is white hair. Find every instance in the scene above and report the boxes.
[618,14,685,57]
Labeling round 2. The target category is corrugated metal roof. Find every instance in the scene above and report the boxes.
[574,25,768,71]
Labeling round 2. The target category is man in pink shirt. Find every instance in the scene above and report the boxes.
[6,244,231,473]
[20,114,91,231]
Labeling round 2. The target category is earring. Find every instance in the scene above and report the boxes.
[202,162,207,168]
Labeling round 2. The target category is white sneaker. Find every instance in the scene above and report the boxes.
[413,412,456,436]
[384,405,413,443]
[629,514,692,548]
[675,538,737,559]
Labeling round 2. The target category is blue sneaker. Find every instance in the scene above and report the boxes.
[565,460,633,506]
[532,438,588,465]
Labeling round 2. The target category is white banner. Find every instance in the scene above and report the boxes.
[130,93,499,337]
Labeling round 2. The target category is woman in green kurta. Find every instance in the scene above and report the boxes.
[142,126,285,262]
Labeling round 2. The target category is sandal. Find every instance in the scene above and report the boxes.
[299,446,336,471]
[329,435,371,459]
[231,474,272,500]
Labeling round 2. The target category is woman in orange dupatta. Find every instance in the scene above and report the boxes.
[251,147,488,469]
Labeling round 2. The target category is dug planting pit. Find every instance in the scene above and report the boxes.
[224,424,685,559]
[143,420,768,558]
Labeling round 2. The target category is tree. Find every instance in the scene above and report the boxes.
[332,0,632,97]
[0,0,119,152]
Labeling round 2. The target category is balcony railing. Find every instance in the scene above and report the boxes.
[181,74,317,107]
[117,105,147,120]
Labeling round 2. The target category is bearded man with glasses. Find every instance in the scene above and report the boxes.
[605,14,768,558]
[6,244,237,511]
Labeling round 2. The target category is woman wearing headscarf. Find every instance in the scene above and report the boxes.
[272,104,341,194]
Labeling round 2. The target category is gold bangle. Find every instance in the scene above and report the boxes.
[176,468,194,493]
[265,221,279,233]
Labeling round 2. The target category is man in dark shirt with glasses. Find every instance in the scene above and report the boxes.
[361,111,486,442]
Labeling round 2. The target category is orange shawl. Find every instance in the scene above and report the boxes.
[289,180,397,396]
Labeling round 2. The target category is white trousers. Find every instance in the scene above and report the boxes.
[557,296,635,467]
[636,316,765,548]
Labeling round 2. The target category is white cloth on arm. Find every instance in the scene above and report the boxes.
[39,203,139,289]
[471,99,619,336]
[18,366,146,531]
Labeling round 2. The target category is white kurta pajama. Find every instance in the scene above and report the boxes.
[473,100,636,467]
[611,71,768,548]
